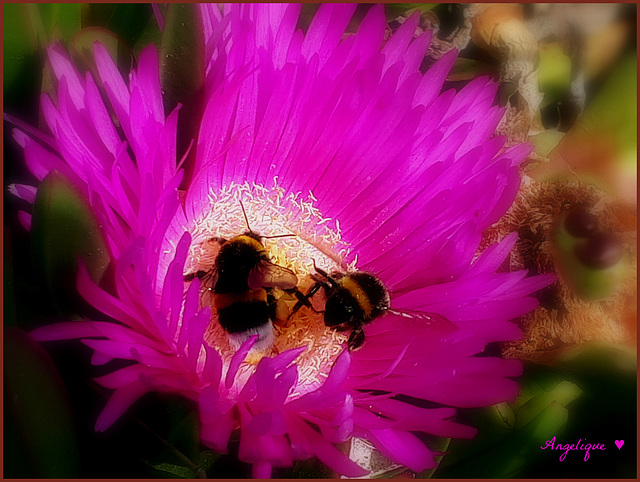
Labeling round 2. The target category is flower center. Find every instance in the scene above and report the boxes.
[186,181,353,395]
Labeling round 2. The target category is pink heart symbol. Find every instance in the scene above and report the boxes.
[615,440,624,450]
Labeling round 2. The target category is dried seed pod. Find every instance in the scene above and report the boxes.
[564,206,598,238]
[574,232,624,270]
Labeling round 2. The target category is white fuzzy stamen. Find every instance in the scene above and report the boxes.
[187,180,351,396]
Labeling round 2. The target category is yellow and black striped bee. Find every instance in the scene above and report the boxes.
[185,230,298,352]
[290,264,451,351]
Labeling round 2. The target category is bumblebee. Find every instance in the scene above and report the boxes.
[185,231,297,351]
[288,265,388,350]
[291,264,451,351]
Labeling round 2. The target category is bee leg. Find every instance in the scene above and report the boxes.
[312,260,339,289]
[273,299,291,327]
[184,270,208,282]
[287,281,328,321]
[347,328,366,351]
[269,290,293,327]
[207,236,228,245]
[311,259,328,278]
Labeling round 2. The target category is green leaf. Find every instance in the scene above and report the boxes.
[4,3,82,97]
[36,3,82,43]
[385,3,438,20]
[575,53,637,167]
[4,328,80,477]
[84,4,155,52]
[68,26,136,83]
[3,4,38,96]
[166,402,201,463]
[146,462,196,479]
[434,370,582,478]
[30,172,110,314]
[538,42,572,101]
[514,380,582,429]
[198,450,218,473]
[493,401,516,428]
[288,457,332,478]
[417,437,451,479]
[159,4,205,114]
[4,231,18,327]
[435,401,569,478]
[160,4,206,180]
[446,58,496,82]
[529,129,565,158]
[141,396,209,478]
[559,342,637,376]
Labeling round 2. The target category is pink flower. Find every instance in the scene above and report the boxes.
[10,4,553,478]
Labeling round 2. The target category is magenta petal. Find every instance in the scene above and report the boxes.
[366,398,477,439]
[47,44,85,110]
[402,30,432,81]
[246,412,275,437]
[414,49,457,107]
[201,412,235,453]
[225,335,258,387]
[161,231,191,336]
[252,461,272,479]
[133,45,164,126]
[273,4,302,68]
[381,11,419,70]
[14,128,78,184]
[326,348,351,382]
[17,211,31,230]
[91,351,113,366]
[369,429,436,472]
[4,112,57,149]
[7,183,37,203]
[286,413,369,477]
[81,339,170,369]
[75,263,149,333]
[93,42,132,143]
[301,4,356,67]
[95,384,148,432]
[94,364,149,389]
[202,344,223,389]
[31,321,104,341]
[270,346,306,371]
[186,308,210,370]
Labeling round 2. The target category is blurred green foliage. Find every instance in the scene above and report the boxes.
[3,4,81,95]
[159,4,206,186]
[4,328,80,477]
[434,344,636,478]
[31,172,110,315]
[577,53,637,167]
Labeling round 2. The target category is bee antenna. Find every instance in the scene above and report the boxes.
[312,259,336,286]
[263,233,297,239]
[239,199,297,239]
[239,199,252,231]
[312,259,327,277]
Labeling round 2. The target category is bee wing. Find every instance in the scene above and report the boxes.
[387,308,456,332]
[248,260,298,290]
[201,267,218,291]
[183,236,226,287]
[184,267,218,291]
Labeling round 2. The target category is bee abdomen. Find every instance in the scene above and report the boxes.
[214,290,270,333]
